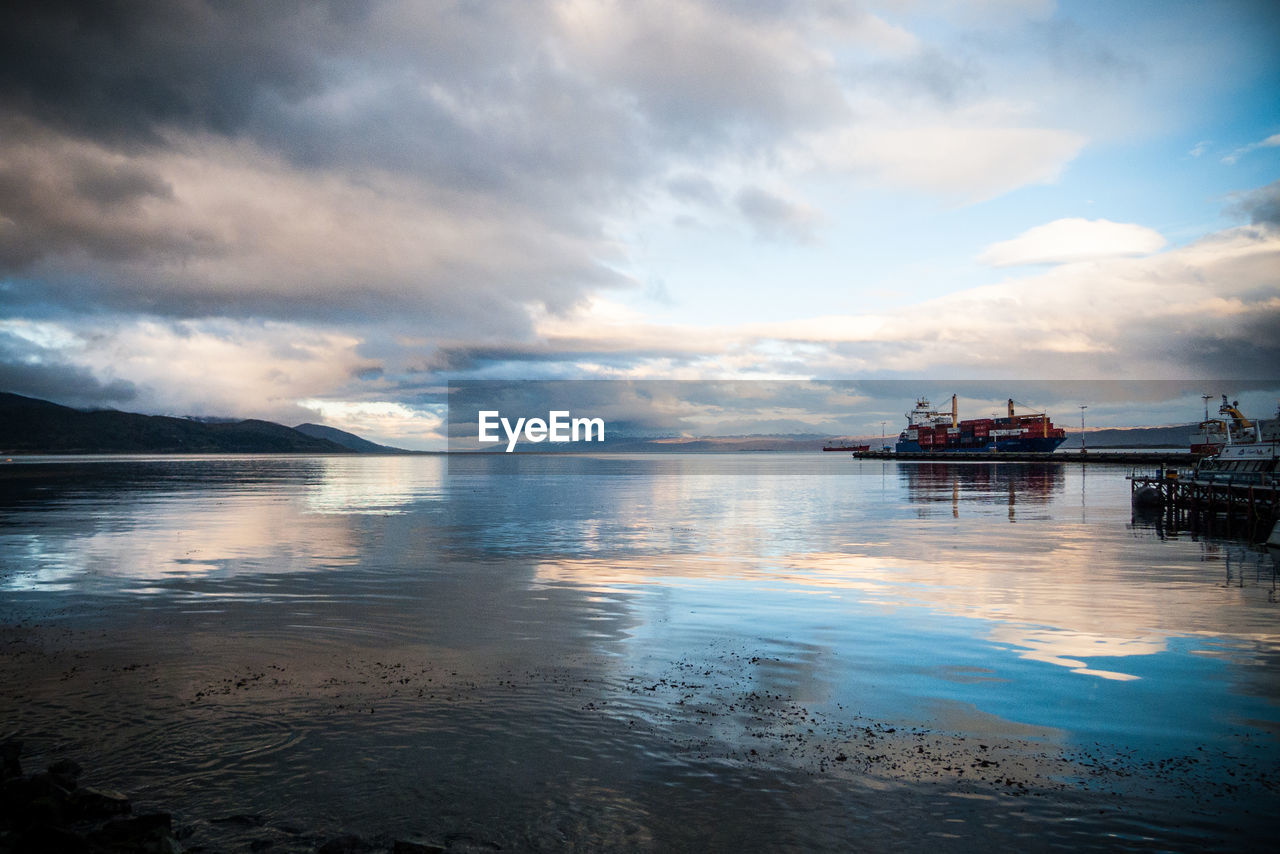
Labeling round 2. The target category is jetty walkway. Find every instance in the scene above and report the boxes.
[851,450,1198,466]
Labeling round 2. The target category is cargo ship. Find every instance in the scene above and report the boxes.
[895,395,1067,454]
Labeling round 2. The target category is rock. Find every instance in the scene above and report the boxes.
[4,773,73,827]
[13,822,91,854]
[318,834,373,854]
[14,771,72,800]
[47,759,83,790]
[394,840,447,854]
[0,737,21,779]
[89,812,180,853]
[46,759,82,780]
[209,813,266,827]
[70,786,132,820]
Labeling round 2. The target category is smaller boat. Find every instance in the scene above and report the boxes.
[1191,396,1280,455]
[1190,401,1280,486]
[1191,441,1280,485]
[1190,417,1230,456]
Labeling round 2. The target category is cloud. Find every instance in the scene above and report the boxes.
[0,316,383,422]
[977,218,1167,267]
[554,0,849,147]
[809,122,1086,203]
[515,220,1280,382]
[666,173,722,207]
[1222,132,1280,165]
[735,185,819,243]
[0,124,628,331]
[0,359,137,410]
[0,0,898,337]
[9,212,1276,439]
[2,1,1273,434]
[296,398,444,448]
[1226,180,1280,227]
[0,0,1114,339]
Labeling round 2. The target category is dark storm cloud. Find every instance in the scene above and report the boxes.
[1228,180,1280,227]
[0,0,644,208]
[0,0,352,144]
[422,343,704,375]
[0,328,137,407]
[0,0,859,335]
[1144,308,1280,380]
[0,117,195,267]
[0,362,137,408]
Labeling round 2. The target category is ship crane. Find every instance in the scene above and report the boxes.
[1220,396,1253,428]
[1007,399,1052,438]
[1008,399,1050,417]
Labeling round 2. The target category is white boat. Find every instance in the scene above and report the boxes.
[1191,437,1280,486]
[1191,396,1280,456]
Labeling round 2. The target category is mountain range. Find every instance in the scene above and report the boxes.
[0,392,407,455]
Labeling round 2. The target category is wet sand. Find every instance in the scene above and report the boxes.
[3,617,1274,852]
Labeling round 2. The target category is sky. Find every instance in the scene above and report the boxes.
[1,0,1278,449]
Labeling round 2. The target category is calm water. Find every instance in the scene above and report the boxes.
[1,454,1277,852]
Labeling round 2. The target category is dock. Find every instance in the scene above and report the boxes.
[852,450,1199,466]
[1130,471,1279,542]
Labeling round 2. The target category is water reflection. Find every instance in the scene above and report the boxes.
[898,461,1064,521]
[305,455,445,514]
[1,454,1277,850]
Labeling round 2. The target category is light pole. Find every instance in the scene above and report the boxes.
[1079,404,1087,454]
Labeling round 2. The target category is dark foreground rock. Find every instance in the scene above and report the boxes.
[1,736,180,854]
[1,738,458,854]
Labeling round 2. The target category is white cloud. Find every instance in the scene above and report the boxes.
[10,317,375,422]
[1222,132,1280,165]
[808,123,1086,203]
[528,222,1280,379]
[977,218,1166,267]
[296,399,445,448]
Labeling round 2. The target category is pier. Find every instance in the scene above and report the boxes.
[1129,470,1280,542]
[852,450,1199,466]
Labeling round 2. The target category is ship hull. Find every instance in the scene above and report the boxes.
[895,436,1067,454]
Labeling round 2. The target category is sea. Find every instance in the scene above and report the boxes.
[1,453,1277,852]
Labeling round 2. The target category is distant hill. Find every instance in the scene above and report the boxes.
[603,435,833,452]
[1059,424,1194,449]
[293,422,406,453]
[0,392,355,454]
